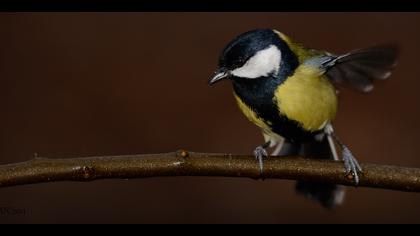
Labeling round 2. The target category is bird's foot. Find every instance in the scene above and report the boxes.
[254,145,268,175]
[342,145,363,185]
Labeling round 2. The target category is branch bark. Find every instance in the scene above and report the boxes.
[0,150,420,192]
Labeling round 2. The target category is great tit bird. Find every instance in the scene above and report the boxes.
[209,29,398,208]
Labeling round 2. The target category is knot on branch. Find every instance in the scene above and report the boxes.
[77,166,96,180]
[176,149,189,159]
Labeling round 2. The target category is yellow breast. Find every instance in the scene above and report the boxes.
[274,64,338,132]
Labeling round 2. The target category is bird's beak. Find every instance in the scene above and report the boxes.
[209,69,230,86]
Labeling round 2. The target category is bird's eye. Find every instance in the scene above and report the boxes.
[234,61,244,68]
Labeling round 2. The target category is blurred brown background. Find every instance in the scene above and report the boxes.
[0,12,419,223]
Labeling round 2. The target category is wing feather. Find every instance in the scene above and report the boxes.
[323,44,399,93]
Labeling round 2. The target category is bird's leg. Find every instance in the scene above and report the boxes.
[271,137,285,156]
[254,141,271,175]
[323,125,339,161]
[324,124,363,185]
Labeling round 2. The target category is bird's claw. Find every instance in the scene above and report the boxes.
[342,145,363,185]
[254,146,268,175]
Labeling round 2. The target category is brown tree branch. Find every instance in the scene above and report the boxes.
[0,150,420,192]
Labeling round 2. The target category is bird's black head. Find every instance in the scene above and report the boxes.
[209,29,298,85]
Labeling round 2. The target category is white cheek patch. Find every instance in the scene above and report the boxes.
[231,45,281,79]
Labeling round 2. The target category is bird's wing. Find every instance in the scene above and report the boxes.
[318,44,399,93]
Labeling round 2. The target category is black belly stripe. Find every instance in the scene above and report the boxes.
[232,76,320,142]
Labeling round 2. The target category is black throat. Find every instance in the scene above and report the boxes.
[232,75,282,121]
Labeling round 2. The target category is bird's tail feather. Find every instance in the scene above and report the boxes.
[282,138,345,209]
